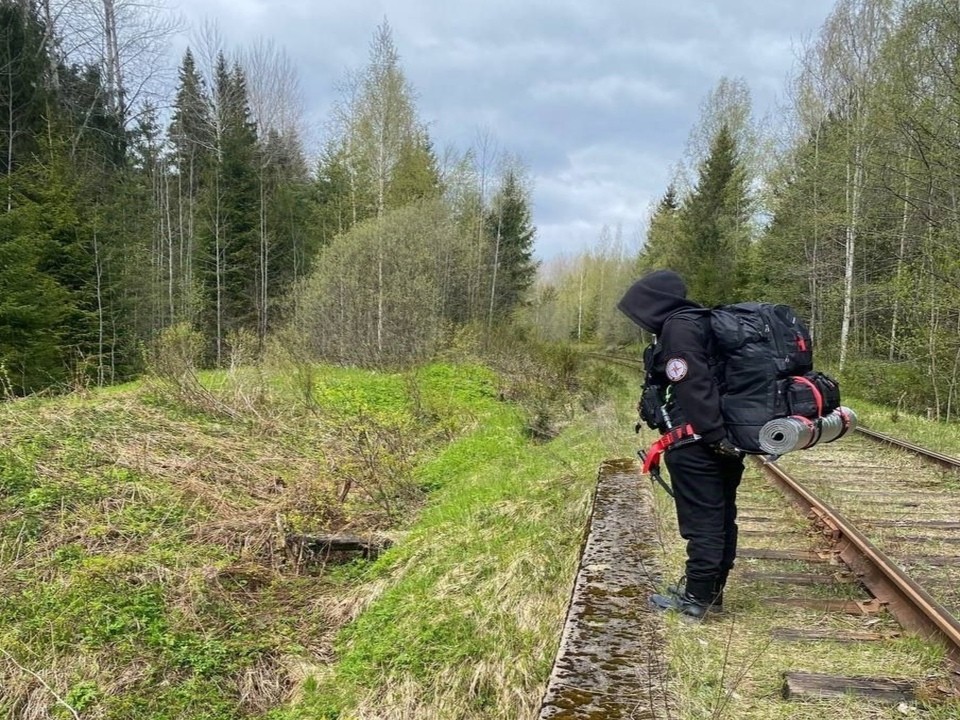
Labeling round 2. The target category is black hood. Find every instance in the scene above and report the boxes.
[617,269,701,334]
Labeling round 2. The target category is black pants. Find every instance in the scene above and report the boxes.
[664,442,744,588]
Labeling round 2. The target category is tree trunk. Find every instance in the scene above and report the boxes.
[41,0,59,91]
[5,32,13,213]
[93,226,105,387]
[102,0,126,122]
[810,125,820,341]
[577,266,585,343]
[376,246,384,356]
[214,175,223,366]
[927,221,940,419]
[487,203,503,331]
[185,155,196,321]
[839,151,862,373]
[259,171,268,349]
[163,161,174,324]
[890,173,909,361]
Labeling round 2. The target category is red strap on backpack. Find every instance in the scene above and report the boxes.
[792,375,823,417]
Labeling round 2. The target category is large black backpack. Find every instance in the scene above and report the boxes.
[708,303,840,452]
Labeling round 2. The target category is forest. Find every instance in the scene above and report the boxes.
[0,1,536,393]
[5,0,960,421]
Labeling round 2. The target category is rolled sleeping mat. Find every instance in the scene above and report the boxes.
[758,407,857,455]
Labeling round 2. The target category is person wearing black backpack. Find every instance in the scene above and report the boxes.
[617,269,744,619]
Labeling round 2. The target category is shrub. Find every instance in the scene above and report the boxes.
[839,357,935,415]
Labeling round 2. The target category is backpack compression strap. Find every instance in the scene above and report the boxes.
[791,375,824,417]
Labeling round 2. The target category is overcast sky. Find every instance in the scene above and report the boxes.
[171,0,836,259]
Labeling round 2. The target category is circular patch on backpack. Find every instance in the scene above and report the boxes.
[666,357,688,381]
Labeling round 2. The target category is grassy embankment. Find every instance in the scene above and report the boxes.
[852,396,960,464]
[0,355,637,719]
[274,359,636,719]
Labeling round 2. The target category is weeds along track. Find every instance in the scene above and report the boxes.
[540,441,960,714]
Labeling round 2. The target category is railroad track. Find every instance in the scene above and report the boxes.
[541,352,960,713]
[770,430,960,643]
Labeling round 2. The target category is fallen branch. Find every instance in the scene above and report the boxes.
[288,533,392,558]
[0,648,81,720]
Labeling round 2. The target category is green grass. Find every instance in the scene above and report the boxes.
[0,357,633,719]
[849,394,960,458]
[0,362,528,719]
[272,382,636,719]
[29,352,960,719]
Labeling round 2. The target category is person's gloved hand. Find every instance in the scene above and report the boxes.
[709,438,741,458]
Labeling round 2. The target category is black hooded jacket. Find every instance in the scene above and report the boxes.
[617,270,726,444]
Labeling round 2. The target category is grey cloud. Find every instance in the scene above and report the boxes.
[174,0,836,258]
[529,75,681,108]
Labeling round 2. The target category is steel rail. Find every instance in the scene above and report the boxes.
[754,455,960,666]
[583,352,643,371]
[855,426,960,471]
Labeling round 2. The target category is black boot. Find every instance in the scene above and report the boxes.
[650,578,718,619]
[666,575,723,612]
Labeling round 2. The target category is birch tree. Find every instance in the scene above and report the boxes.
[801,0,895,371]
[49,0,180,127]
[327,20,431,355]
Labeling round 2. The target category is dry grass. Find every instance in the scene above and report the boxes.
[0,355,489,718]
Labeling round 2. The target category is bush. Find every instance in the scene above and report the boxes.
[580,364,627,411]
[839,357,935,415]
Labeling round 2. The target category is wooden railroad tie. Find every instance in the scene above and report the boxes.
[771,627,901,643]
[743,570,855,586]
[782,672,915,703]
[765,597,886,615]
[737,548,833,562]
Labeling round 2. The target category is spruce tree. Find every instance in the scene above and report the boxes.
[0,167,72,393]
[314,145,355,245]
[168,49,213,325]
[197,54,260,363]
[386,134,441,207]
[679,124,751,306]
[486,168,537,321]
[258,128,318,330]
[640,184,683,273]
